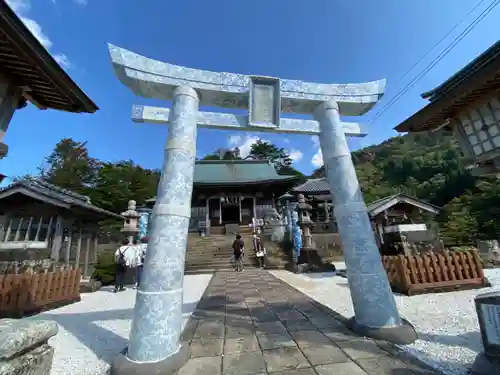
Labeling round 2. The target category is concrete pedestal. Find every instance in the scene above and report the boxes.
[314,100,417,345]
[472,291,500,374]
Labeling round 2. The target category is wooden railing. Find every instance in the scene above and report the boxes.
[382,250,488,295]
[0,268,81,317]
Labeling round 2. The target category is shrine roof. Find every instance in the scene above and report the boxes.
[366,193,440,216]
[290,180,440,216]
[395,40,500,133]
[292,178,331,194]
[0,2,98,113]
[193,160,300,186]
[0,179,122,219]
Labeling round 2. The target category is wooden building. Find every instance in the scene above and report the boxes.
[146,160,300,234]
[290,179,441,252]
[0,2,98,158]
[0,179,122,277]
[395,40,500,175]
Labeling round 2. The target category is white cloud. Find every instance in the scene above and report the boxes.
[51,0,88,4]
[228,134,304,163]
[6,0,29,13]
[311,136,323,168]
[228,135,242,147]
[53,53,71,68]
[228,135,261,158]
[288,149,303,162]
[6,0,71,68]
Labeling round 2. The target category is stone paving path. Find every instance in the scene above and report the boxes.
[178,269,441,375]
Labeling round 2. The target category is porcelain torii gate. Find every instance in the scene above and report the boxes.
[108,44,417,374]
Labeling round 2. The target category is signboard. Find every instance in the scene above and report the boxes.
[249,76,280,127]
[481,303,500,346]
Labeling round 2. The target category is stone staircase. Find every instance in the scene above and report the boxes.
[185,226,289,273]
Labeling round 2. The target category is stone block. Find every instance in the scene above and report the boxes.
[0,319,58,375]
[472,290,500,374]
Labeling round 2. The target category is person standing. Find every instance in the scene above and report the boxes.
[253,234,267,268]
[135,236,148,289]
[232,234,245,272]
[114,239,130,293]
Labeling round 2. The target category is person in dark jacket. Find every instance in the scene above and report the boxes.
[114,238,130,292]
[232,234,245,272]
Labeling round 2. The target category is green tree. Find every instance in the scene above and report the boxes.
[202,147,241,160]
[248,140,293,172]
[92,160,160,214]
[40,138,101,195]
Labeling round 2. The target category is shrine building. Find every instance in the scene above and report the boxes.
[145,160,300,234]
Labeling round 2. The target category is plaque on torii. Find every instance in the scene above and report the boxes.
[107,44,415,374]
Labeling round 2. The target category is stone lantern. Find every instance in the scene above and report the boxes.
[294,194,332,272]
[121,200,140,244]
[296,194,314,250]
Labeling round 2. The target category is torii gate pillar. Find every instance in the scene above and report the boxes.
[108,44,417,375]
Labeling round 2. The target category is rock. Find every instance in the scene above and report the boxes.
[79,279,102,293]
[0,319,58,375]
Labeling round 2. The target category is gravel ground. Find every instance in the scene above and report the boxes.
[30,274,213,375]
[270,268,500,375]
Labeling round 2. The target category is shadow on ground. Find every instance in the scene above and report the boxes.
[177,269,450,375]
[29,300,199,365]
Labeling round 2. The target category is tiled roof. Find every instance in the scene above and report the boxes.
[193,160,299,185]
[291,181,440,216]
[0,2,98,113]
[395,40,500,132]
[292,178,330,194]
[0,178,122,218]
[366,193,440,216]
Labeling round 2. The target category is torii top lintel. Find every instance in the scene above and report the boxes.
[108,44,386,117]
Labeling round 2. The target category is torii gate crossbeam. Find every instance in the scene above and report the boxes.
[107,44,417,375]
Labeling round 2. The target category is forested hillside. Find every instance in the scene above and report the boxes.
[312,132,500,245]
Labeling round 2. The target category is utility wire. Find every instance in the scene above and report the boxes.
[368,0,500,125]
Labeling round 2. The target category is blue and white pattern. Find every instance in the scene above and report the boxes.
[132,105,367,137]
[108,43,407,365]
[137,209,152,239]
[314,101,402,329]
[108,44,385,117]
[291,209,302,262]
[126,86,199,363]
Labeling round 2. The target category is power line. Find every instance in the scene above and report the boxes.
[368,0,500,125]
[384,0,487,100]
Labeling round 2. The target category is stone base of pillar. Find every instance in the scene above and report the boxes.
[470,352,500,375]
[347,317,417,345]
[110,344,191,375]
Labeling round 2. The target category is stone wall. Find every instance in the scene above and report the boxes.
[0,259,55,275]
[0,319,58,375]
[312,233,344,260]
[0,248,51,262]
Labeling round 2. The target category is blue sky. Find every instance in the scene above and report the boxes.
[2,0,500,181]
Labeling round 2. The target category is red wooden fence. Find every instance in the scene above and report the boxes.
[0,269,81,317]
[382,250,488,295]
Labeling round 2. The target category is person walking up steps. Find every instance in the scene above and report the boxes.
[253,234,267,268]
[232,234,245,272]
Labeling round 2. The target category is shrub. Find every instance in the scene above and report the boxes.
[91,251,116,286]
